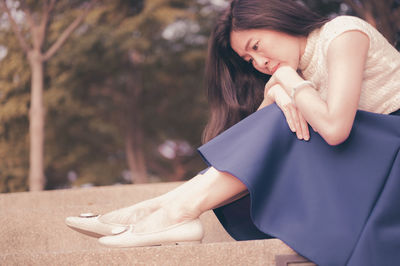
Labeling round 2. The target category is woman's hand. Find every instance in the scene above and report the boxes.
[264,65,304,96]
[266,84,310,141]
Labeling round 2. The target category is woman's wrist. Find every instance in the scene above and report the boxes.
[266,84,279,101]
[291,80,315,99]
[275,65,304,94]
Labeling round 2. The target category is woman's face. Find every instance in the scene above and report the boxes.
[230,29,306,75]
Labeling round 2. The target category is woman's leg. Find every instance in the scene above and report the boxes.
[131,167,247,233]
[99,167,247,231]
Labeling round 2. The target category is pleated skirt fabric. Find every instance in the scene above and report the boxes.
[198,104,400,266]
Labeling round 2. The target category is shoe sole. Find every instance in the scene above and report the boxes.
[165,240,202,246]
[111,240,202,248]
[66,225,104,238]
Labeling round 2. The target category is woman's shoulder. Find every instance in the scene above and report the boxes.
[321,15,372,38]
[319,16,373,54]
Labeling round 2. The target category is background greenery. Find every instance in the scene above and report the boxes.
[1,0,399,192]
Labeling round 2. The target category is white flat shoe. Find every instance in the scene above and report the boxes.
[98,219,204,248]
[65,213,128,238]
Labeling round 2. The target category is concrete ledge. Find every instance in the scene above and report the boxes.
[0,182,233,255]
[0,182,307,265]
[1,239,297,266]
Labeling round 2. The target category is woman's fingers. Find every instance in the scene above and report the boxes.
[281,104,310,141]
[299,112,310,141]
[289,106,303,139]
[280,104,295,132]
[274,89,299,134]
[270,84,310,141]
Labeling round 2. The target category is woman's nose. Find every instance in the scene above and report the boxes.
[253,56,267,69]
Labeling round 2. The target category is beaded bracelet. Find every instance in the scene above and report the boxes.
[290,80,315,100]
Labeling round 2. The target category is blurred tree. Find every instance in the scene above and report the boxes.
[0,0,97,191]
[39,0,212,188]
[0,23,30,192]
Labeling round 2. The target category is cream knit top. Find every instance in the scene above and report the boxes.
[298,16,400,114]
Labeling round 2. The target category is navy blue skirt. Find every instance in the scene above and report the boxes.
[198,104,400,266]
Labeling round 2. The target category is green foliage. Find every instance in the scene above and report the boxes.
[0,25,31,191]
[0,0,215,192]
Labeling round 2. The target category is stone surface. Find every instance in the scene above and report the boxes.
[1,239,298,266]
[0,182,307,265]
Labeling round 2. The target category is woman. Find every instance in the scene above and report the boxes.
[66,0,400,265]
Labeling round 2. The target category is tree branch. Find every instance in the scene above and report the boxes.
[48,0,56,14]
[343,0,366,18]
[0,0,31,54]
[21,8,45,51]
[37,0,54,50]
[23,7,35,26]
[42,0,97,61]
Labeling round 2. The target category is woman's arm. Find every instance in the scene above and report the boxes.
[268,30,370,145]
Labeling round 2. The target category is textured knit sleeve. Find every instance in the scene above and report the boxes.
[320,16,372,56]
[317,16,400,114]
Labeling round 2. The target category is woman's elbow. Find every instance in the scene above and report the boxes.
[321,125,352,146]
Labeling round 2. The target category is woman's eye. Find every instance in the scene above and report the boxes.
[252,41,259,51]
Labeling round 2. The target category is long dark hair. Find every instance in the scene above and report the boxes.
[202,0,328,143]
